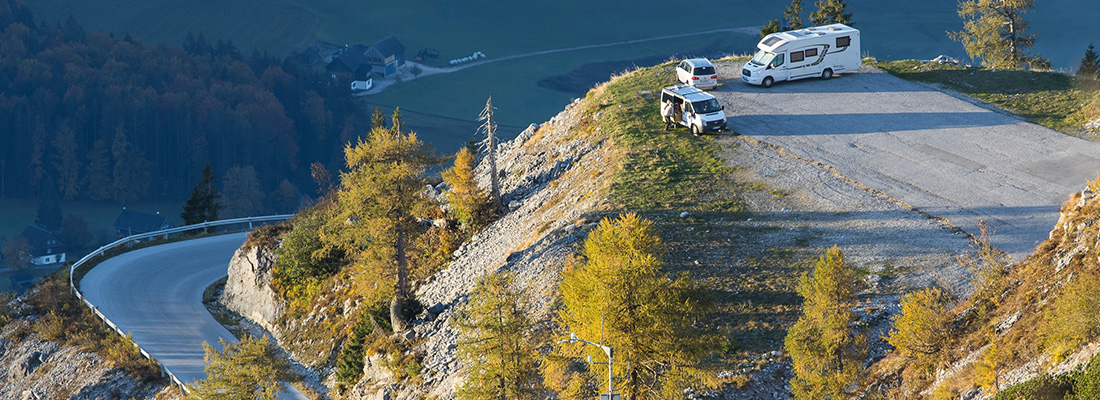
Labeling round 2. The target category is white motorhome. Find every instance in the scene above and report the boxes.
[741,23,860,88]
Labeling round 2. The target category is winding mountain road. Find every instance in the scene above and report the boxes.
[80,233,307,399]
[714,64,1100,260]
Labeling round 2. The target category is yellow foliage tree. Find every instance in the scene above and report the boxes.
[442,146,489,232]
[784,246,866,399]
[1044,271,1100,359]
[456,272,543,399]
[319,111,437,332]
[974,329,1005,395]
[552,213,714,400]
[887,287,952,362]
[188,335,290,400]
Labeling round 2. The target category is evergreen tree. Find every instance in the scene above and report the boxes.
[784,0,805,30]
[111,125,151,203]
[761,19,782,37]
[83,138,113,201]
[51,125,82,200]
[552,214,714,399]
[181,163,223,229]
[34,186,64,232]
[785,246,866,400]
[442,146,488,232]
[810,0,853,26]
[61,213,93,251]
[950,0,1046,69]
[221,165,265,218]
[370,107,386,131]
[456,272,543,400]
[1078,43,1100,79]
[188,335,290,400]
[320,111,437,332]
[335,314,372,393]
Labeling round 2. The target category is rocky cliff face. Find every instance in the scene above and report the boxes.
[0,309,177,400]
[221,244,284,334]
[224,96,617,399]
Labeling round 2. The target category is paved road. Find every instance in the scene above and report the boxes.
[714,65,1100,260]
[80,233,307,399]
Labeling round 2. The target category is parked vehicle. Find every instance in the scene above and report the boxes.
[350,78,373,91]
[676,58,718,90]
[660,85,727,135]
[741,23,860,88]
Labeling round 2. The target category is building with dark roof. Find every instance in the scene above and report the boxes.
[365,36,406,77]
[323,36,407,80]
[113,208,173,238]
[21,225,66,265]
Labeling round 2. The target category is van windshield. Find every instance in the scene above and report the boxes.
[692,99,722,114]
[750,50,775,66]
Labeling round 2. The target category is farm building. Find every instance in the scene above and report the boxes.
[303,41,344,65]
[21,225,66,266]
[113,208,173,238]
[365,36,406,77]
[326,44,375,81]
[323,36,407,79]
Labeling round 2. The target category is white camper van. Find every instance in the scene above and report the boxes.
[660,85,727,135]
[741,24,860,88]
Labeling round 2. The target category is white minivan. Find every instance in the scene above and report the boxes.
[741,24,861,88]
[676,58,718,90]
[660,85,727,135]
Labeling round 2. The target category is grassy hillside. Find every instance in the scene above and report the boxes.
[876,60,1100,139]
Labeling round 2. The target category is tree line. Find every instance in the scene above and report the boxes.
[0,0,369,204]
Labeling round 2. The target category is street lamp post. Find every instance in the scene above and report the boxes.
[557,332,619,400]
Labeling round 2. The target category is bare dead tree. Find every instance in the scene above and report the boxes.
[478,97,503,212]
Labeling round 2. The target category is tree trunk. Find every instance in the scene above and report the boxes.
[390,229,409,332]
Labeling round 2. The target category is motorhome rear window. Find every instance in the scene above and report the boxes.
[762,36,782,46]
[790,51,805,62]
[837,36,851,47]
[694,66,716,75]
[805,48,818,57]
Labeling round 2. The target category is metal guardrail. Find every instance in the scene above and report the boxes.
[67,214,293,393]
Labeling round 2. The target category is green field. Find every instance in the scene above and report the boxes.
[0,198,181,248]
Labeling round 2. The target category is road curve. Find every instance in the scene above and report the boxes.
[715,64,1100,260]
[80,233,307,399]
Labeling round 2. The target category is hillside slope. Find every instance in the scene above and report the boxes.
[221,60,986,399]
[866,189,1100,399]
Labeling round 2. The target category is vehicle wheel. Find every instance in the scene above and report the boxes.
[691,124,701,136]
[822,68,833,80]
[762,77,774,88]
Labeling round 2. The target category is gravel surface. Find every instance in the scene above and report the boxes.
[710,61,1100,261]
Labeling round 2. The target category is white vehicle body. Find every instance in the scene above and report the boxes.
[350,78,373,91]
[676,58,718,90]
[660,85,727,134]
[741,23,860,88]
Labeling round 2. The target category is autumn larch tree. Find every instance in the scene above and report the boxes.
[784,246,866,400]
[886,286,953,382]
[552,213,714,399]
[456,272,543,399]
[442,146,489,232]
[950,0,1047,70]
[187,335,290,400]
[321,111,437,332]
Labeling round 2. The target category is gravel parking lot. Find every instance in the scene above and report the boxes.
[711,61,1100,261]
